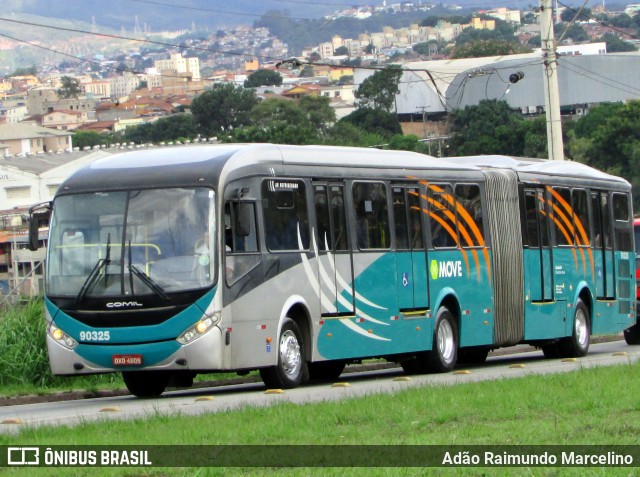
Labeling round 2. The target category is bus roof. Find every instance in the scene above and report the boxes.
[55,145,628,196]
[451,155,629,187]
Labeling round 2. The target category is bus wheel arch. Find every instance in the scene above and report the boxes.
[402,296,460,375]
[259,302,310,389]
[559,298,591,358]
[426,304,459,372]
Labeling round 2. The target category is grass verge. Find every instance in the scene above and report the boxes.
[1,362,639,476]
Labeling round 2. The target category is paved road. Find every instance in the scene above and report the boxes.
[0,340,638,435]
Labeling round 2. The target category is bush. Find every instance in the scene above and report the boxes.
[0,299,121,389]
[0,298,53,386]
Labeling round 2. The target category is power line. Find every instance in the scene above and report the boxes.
[557,60,640,97]
[556,0,640,42]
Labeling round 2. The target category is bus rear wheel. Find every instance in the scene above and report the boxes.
[624,324,640,345]
[122,371,169,398]
[260,318,307,389]
[403,307,458,375]
[558,299,590,358]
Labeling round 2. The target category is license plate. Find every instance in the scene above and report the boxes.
[112,354,143,366]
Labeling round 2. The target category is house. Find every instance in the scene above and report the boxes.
[37,109,89,131]
[0,123,73,156]
[281,85,322,99]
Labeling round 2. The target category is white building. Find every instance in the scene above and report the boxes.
[154,53,201,82]
[108,72,141,100]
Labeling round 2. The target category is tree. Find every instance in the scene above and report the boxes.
[455,18,517,46]
[244,69,283,88]
[452,40,532,59]
[149,114,199,142]
[354,67,402,112]
[598,33,637,52]
[298,95,336,133]
[324,121,388,148]
[555,23,589,42]
[339,108,402,138]
[412,42,431,55]
[57,76,82,98]
[228,98,318,144]
[299,65,315,78]
[570,100,640,206]
[190,84,258,135]
[10,66,37,77]
[447,99,531,156]
[560,7,592,23]
[606,13,635,28]
[334,46,349,56]
[73,130,107,149]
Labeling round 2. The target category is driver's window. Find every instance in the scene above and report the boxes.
[225,201,259,284]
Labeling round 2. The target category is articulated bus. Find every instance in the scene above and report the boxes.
[28,144,636,397]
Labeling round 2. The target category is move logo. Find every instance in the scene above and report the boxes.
[430,259,463,280]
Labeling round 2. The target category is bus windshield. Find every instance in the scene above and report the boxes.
[46,187,215,298]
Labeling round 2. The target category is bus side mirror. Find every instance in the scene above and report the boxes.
[28,203,51,251]
[28,213,42,251]
[235,203,252,237]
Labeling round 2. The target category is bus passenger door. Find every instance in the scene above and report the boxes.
[313,183,355,315]
[392,185,428,312]
[592,191,615,299]
[524,188,553,302]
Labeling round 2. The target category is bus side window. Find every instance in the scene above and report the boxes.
[393,187,409,250]
[572,189,591,247]
[225,201,259,284]
[428,184,457,248]
[551,187,573,246]
[407,187,424,249]
[454,183,483,248]
[612,193,632,251]
[261,180,310,251]
[524,190,539,247]
[353,182,390,249]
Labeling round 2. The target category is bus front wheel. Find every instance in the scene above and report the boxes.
[122,371,168,398]
[559,299,590,358]
[260,318,307,389]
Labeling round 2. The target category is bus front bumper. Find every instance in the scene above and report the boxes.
[47,326,226,375]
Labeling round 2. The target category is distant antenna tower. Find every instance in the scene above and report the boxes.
[91,16,97,33]
[134,15,142,36]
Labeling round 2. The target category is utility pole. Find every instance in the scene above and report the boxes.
[540,0,564,160]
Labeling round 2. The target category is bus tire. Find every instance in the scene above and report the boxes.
[423,307,458,373]
[558,299,590,358]
[122,371,168,398]
[624,324,640,345]
[260,318,307,389]
[308,360,345,382]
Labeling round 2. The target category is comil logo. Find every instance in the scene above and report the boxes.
[8,447,39,466]
[430,259,463,280]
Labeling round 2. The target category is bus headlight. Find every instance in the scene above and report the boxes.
[177,316,216,344]
[49,325,78,350]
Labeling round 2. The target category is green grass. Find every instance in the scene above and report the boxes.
[1,363,639,476]
[0,299,124,395]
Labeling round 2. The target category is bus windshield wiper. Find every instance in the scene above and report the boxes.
[76,234,111,304]
[128,264,169,301]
